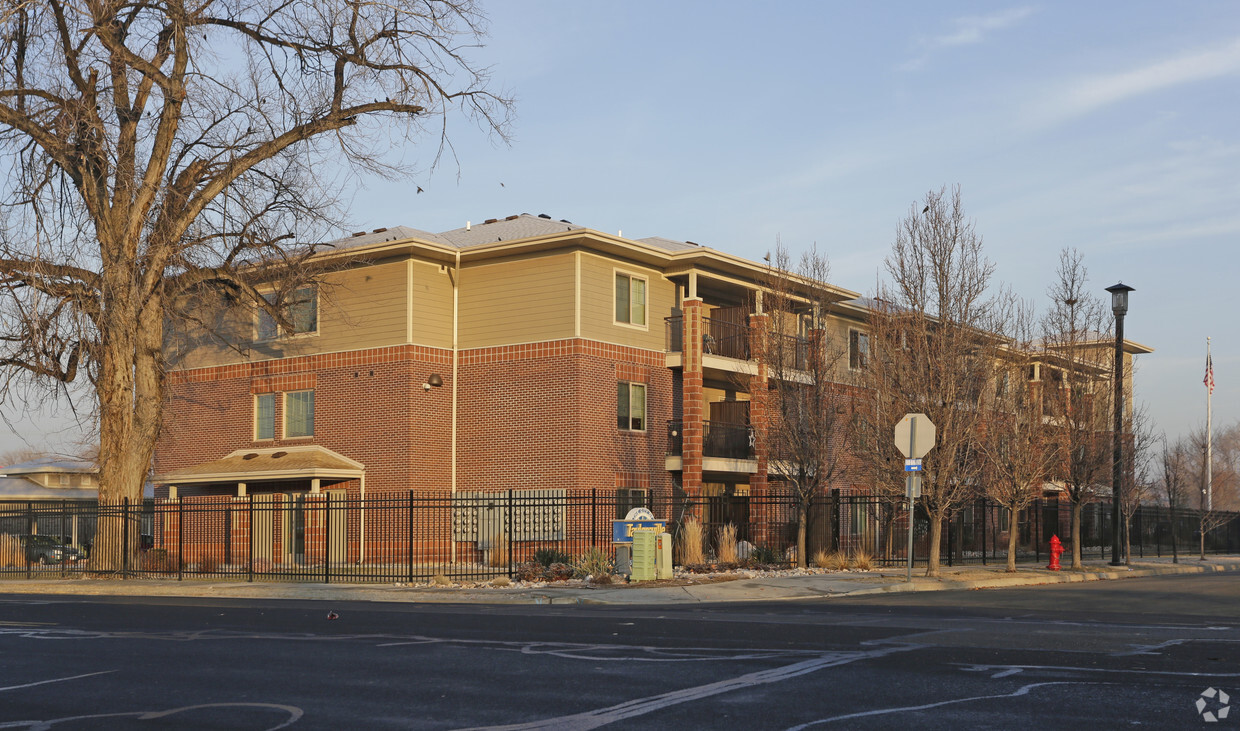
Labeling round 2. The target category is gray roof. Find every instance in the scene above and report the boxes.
[0,457,95,475]
[636,236,700,252]
[326,214,705,253]
[0,475,97,500]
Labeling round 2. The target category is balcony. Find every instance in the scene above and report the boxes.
[665,315,810,378]
[665,420,758,475]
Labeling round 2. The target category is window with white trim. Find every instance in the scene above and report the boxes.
[617,382,647,431]
[255,393,276,440]
[256,285,318,340]
[284,390,315,438]
[614,272,647,327]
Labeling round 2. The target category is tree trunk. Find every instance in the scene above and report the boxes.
[1070,501,1083,569]
[1006,506,1019,572]
[1169,506,1178,563]
[797,503,808,568]
[925,510,943,578]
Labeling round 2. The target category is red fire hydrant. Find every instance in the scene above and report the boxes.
[1047,535,1064,571]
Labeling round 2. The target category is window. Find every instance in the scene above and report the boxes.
[285,390,315,438]
[255,393,275,440]
[615,488,650,519]
[617,382,647,431]
[849,330,869,369]
[614,272,647,327]
[256,285,318,340]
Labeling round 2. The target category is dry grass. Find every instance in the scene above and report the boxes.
[679,518,705,565]
[486,534,509,567]
[850,549,874,571]
[196,553,219,574]
[0,534,21,568]
[716,524,738,564]
[813,550,849,571]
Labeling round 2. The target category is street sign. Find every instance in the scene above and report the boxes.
[907,473,921,499]
[904,459,923,471]
[894,413,936,459]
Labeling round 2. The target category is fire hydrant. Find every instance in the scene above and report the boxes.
[1047,535,1064,571]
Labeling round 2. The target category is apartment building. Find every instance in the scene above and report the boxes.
[154,214,865,521]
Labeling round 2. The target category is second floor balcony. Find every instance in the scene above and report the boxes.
[666,420,756,461]
[665,316,810,374]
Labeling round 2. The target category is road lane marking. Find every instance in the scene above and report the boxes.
[0,670,116,692]
[785,681,1100,728]
[457,645,917,731]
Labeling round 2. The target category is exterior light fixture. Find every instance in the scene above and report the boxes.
[1104,282,1133,566]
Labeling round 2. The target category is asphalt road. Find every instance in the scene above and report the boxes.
[1,573,1237,729]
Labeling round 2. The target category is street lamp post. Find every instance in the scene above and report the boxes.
[1106,282,1133,566]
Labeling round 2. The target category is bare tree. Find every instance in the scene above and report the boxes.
[1119,403,1156,565]
[760,241,853,567]
[1041,249,1113,569]
[863,185,1005,577]
[1158,435,1191,563]
[980,301,1055,572]
[1190,426,1236,560]
[0,0,511,568]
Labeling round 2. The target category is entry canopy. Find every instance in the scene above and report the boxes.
[155,445,364,485]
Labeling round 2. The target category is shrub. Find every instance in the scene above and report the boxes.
[573,547,615,582]
[140,549,174,573]
[532,548,571,567]
[814,551,849,571]
[514,561,575,582]
[850,549,873,571]
[716,524,738,564]
[751,545,782,565]
[678,518,705,565]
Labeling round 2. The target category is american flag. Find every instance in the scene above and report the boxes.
[1205,351,1214,395]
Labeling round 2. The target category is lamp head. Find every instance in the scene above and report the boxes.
[1105,282,1134,316]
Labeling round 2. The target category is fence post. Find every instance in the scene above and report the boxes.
[324,493,331,584]
[25,501,33,580]
[122,497,130,579]
[248,494,254,583]
[506,490,514,579]
[178,497,184,581]
[407,490,414,584]
[829,489,840,553]
[591,489,597,549]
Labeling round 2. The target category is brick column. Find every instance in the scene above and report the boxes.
[680,298,705,507]
[747,312,772,545]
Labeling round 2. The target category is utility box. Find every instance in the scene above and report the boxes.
[655,532,673,580]
[631,530,657,582]
[615,544,632,577]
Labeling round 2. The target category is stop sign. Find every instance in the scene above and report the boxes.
[894,413,936,459]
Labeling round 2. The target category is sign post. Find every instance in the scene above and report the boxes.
[895,413,936,582]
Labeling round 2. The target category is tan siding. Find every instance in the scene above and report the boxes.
[458,252,576,348]
[412,260,454,348]
[578,252,675,351]
[171,259,410,369]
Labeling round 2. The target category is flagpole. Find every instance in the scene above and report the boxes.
[1206,337,1213,511]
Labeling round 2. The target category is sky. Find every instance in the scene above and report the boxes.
[2,1,1237,458]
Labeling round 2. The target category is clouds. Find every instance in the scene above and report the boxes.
[903,7,1037,70]
[1035,37,1240,126]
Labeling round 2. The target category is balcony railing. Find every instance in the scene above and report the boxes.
[665,316,753,360]
[666,420,755,460]
[665,316,809,370]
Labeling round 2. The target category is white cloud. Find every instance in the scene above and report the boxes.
[930,7,1038,48]
[902,7,1037,69]
[1039,37,1240,124]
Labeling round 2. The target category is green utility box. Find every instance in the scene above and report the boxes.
[631,530,657,582]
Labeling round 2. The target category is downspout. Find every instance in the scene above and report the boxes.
[451,249,460,562]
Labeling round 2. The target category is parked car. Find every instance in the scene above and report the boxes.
[20,535,85,564]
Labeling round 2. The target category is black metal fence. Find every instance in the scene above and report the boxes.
[1,493,1236,582]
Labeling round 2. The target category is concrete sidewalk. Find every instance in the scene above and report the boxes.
[1,555,1236,606]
